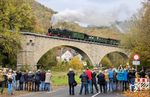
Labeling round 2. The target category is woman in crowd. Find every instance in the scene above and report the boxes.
[67,68,75,95]
[45,70,52,92]
[7,69,13,95]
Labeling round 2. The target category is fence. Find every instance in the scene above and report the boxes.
[131,78,150,92]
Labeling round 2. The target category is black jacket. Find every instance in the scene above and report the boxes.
[97,73,105,84]
[67,71,75,84]
[92,72,97,84]
[80,73,88,84]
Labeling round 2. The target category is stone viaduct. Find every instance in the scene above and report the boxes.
[17,32,128,69]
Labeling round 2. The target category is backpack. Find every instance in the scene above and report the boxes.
[98,73,105,82]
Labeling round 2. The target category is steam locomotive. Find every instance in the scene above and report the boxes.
[47,28,120,46]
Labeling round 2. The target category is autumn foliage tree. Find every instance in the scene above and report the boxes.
[69,56,83,70]
[0,0,35,68]
[121,1,150,69]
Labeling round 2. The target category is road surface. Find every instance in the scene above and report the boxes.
[17,86,126,97]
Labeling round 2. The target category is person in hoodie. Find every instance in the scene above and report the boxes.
[67,68,75,95]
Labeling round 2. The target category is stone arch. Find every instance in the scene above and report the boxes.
[35,45,93,66]
[99,51,128,66]
[17,33,127,70]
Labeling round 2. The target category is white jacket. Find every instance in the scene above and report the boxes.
[45,72,52,83]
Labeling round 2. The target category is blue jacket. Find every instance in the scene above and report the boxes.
[117,70,124,81]
[108,70,113,79]
[123,70,128,81]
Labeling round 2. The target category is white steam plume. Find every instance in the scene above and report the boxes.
[51,4,134,27]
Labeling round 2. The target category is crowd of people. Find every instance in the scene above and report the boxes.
[67,66,150,95]
[0,69,52,95]
[0,66,149,96]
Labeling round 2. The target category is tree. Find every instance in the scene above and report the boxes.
[0,0,35,68]
[38,49,57,70]
[121,1,150,69]
[69,56,83,70]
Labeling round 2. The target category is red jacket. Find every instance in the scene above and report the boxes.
[86,69,92,80]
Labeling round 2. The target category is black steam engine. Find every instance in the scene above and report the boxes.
[47,28,120,46]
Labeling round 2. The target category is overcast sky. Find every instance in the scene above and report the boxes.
[36,0,143,26]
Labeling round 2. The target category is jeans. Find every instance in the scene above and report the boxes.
[79,83,88,95]
[87,80,93,94]
[8,82,13,95]
[45,83,51,91]
[129,78,135,91]
[16,80,20,90]
[92,82,99,93]
[40,81,45,91]
[109,78,113,91]
[105,81,109,92]
[117,81,123,91]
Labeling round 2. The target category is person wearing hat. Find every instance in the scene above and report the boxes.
[45,70,52,91]
[67,68,76,95]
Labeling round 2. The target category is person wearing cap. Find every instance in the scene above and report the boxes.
[97,70,106,93]
[67,68,75,95]
[45,70,52,91]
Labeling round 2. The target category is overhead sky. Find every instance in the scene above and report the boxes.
[36,0,143,26]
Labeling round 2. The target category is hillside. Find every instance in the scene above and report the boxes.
[28,0,55,34]
[53,22,122,39]
[29,0,122,39]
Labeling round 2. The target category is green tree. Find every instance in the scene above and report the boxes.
[121,1,150,69]
[0,0,35,68]
[38,50,57,70]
